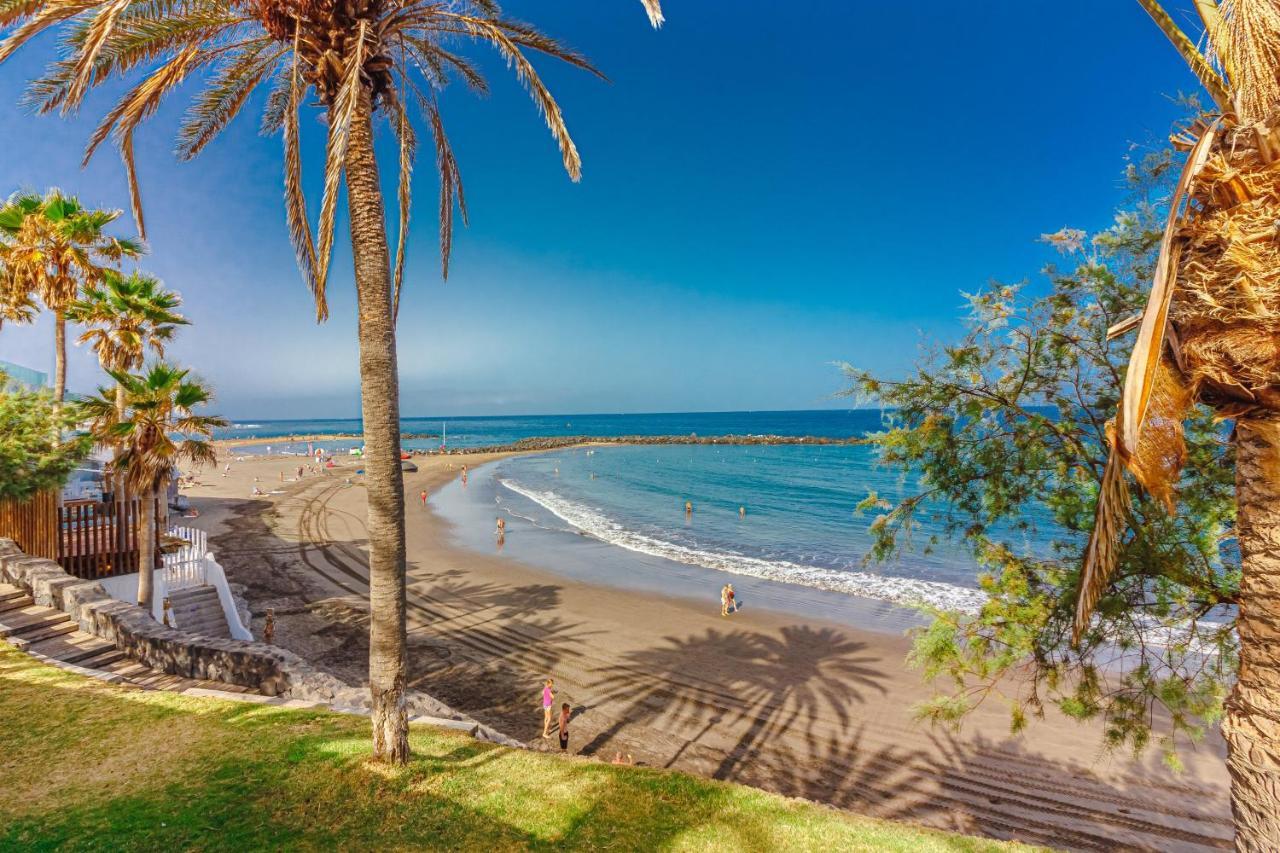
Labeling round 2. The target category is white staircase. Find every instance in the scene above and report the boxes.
[166,586,231,639]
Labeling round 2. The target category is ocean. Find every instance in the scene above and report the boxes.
[223,411,1068,619]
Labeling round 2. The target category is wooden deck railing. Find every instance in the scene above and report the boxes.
[0,492,162,579]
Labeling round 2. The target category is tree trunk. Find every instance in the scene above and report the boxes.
[345,87,410,764]
[1224,419,1280,851]
[137,488,156,613]
[53,310,66,402]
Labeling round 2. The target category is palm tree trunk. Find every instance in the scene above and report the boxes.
[53,310,67,402]
[137,487,157,612]
[1224,420,1280,851]
[345,87,409,764]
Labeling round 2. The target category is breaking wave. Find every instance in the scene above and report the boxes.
[498,479,987,614]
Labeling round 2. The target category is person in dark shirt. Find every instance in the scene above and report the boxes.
[558,703,572,751]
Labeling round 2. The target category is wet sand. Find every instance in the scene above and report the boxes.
[182,448,1233,851]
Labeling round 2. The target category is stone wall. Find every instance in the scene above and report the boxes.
[0,538,521,746]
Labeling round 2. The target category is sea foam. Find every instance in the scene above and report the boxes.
[499,479,987,615]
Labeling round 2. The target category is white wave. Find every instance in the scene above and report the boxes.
[232,423,264,429]
[499,479,987,615]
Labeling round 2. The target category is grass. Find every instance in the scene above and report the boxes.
[0,644,1036,852]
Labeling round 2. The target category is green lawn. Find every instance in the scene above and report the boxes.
[0,644,1034,852]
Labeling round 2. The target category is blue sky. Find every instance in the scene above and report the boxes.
[0,1,1204,418]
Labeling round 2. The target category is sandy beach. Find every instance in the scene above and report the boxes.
[182,447,1233,851]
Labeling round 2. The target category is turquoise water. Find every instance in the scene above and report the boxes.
[225,411,1067,611]
[435,443,1066,614]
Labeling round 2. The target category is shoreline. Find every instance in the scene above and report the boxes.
[181,448,1233,850]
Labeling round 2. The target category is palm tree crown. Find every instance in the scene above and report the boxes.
[80,362,224,496]
[0,0,662,319]
[66,269,188,374]
[0,189,143,399]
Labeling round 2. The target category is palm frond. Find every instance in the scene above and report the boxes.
[1119,122,1217,457]
[639,0,663,28]
[63,0,134,113]
[1074,440,1131,644]
[1194,0,1234,82]
[1136,0,1232,108]
[81,43,207,238]
[420,85,466,279]
[388,66,415,320]
[281,45,323,320]
[313,21,366,296]
[440,13,581,179]
[0,0,100,65]
[176,39,281,160]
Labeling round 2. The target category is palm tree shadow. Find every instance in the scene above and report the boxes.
[583,624,886,780]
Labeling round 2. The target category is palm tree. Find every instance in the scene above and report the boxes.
[80,363,225,610]
[0,0,663,763]
[0,190,142,400]
[1076,2,1280,846]
[66,269,188,416]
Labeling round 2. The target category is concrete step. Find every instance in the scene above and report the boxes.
[168,587,219,605]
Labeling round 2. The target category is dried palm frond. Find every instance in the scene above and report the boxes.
[1119,121,1217,459]
[1194,0,1234,82]
[1222,0,1280,122]
[1074,428,1132,643]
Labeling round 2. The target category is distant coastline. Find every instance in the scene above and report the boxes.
[222,432,869,454]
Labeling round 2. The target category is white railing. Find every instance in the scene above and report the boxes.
[162,526,208,591]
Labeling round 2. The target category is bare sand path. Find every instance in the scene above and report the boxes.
[181,450,1233,851]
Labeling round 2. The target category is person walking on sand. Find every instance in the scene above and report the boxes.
[541,679,555,738]
[420,489,428,508]
[558,703,571,751]
[726,584,737,614]
[720,584,730,617]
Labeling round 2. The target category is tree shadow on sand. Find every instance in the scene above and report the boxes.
[583,624,886,780]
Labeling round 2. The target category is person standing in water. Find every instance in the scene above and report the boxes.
[739,506,746,518]
[720,584,730,617]
[541,679,555,738]
[685,500,693,516]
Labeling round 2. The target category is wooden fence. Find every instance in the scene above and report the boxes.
[0,492,161,580]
